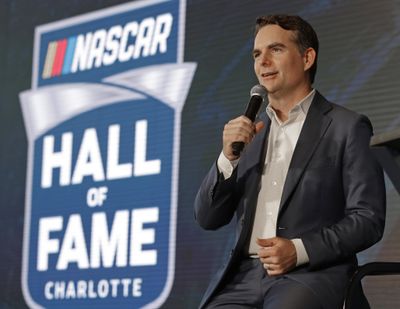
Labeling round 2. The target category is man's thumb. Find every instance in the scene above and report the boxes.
[255,121,265,134]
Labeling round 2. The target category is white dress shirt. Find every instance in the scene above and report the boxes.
[217,89,316,266]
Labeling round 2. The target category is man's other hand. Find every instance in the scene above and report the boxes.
[256,237,297,276]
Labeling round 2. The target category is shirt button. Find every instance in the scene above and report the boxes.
[272,181,277,186]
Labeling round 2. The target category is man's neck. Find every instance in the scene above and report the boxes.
[268,85,313,122]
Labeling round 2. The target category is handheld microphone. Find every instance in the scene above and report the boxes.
[231,84,267,156]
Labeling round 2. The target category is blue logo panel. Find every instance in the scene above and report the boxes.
[20,0,196,308]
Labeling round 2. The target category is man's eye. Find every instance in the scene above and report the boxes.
[272,48,281,53]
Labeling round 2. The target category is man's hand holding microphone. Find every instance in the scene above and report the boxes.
[222,85,267,161]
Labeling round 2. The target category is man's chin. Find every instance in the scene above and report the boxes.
[259,81,277,93]
[263,85,277,95]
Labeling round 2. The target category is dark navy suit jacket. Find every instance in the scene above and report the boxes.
[194,91,386,309]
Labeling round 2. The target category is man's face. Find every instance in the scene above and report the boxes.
[253,24,311,97]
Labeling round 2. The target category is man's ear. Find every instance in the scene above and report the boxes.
[303,47,316,71]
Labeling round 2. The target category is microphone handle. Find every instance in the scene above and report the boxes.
[231,95,263,156]
[231,141,245,156]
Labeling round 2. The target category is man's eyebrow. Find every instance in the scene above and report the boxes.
[252,48,261,56]
[252,42,287,55]
[267,42,286,49]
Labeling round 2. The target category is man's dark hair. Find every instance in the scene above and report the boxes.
[255,15,319,84]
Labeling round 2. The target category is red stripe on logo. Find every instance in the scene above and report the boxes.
[51,39,67,77]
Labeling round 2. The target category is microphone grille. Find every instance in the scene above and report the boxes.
[250,84,268,100]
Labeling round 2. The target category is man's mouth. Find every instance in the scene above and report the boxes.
[261,71,278,78]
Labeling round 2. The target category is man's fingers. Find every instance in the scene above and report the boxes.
[224,128,254,142]
[222,116,264,160]
[256,237,275,247]
[233,115,254,125]
[225,120,255,136]
[226,115,253,128]
[257,237,297,276]
[259,252,284,267]
[263,263,272,271]
[223,123,255,145]
[256,238,276,258]
[263,263,285,276]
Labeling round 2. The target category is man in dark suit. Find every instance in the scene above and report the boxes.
[194,15,386,309]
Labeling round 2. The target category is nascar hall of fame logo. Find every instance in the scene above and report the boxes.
[19,0,196,308]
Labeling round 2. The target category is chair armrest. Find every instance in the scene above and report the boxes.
[344,262,400,309]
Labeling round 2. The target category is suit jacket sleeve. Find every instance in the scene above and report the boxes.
[301,115,386,269]
[194,161,240,230]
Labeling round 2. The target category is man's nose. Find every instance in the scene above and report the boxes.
[260,52,271,66]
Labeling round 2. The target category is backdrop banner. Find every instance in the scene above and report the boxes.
[19,0,196,308]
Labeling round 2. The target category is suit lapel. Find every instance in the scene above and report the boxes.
[278,92,333,214]
[236,114,271,250]
[241,113,271,209]
[248,113,271,174]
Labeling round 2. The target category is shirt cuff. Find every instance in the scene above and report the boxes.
[291,238,309,267]
[217,151,239,180]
